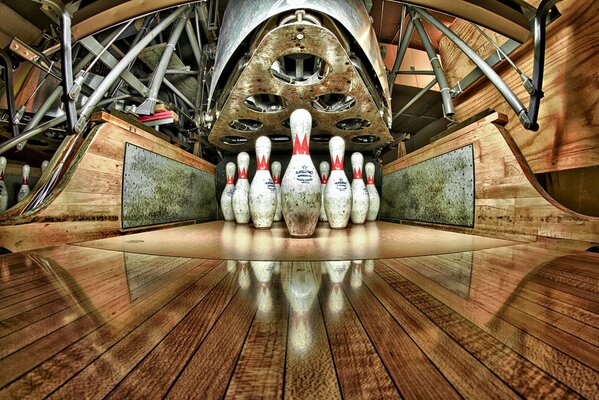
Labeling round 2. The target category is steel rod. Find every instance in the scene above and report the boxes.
[58,5,77,134]
[393,78,437,121]
[388,18,414,88]
[136,7,192,115]
[0,50,20,137]
[185,20,202,67]
[409,9,454,116]
[75,6,189,133]
[396,70,435,75]
[411,6,529,127]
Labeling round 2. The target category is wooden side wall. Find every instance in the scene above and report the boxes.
[0,112,216,252]
[439,0,599,174]
[382,113,598,243]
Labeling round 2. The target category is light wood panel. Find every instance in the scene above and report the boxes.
[383,113,599,242]
[439,0,599,173]
[0,112,215,252]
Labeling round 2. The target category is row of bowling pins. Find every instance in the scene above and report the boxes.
[0,157,49,212]
[220,108,380,237]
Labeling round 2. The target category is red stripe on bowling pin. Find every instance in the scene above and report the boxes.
[353,167,363,179]
[273,175,280,184]
[238,167,248,179]
[367,176,375,185]
[332,155,344,170]
[292,134,309,155]
[321,174,328,184]
[226,176,234,184]
[257,155,269,170]
[22,176,29,185]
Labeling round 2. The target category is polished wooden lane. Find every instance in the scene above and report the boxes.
[0,242,598,399]
[78,221,518,260]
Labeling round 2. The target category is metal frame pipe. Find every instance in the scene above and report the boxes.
[411,6,529,128]
[185,20,202,67]
[396,70,434,75]
[136,7,192,115]
[75,6,189,133]
[409,8,454,117]
[0,50,20,138]
[388,17,414,88]
[57,5,77,134]
[392,77,437,121]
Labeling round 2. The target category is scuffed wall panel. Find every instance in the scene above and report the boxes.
[380,144,474,227]
[122,143,216,229]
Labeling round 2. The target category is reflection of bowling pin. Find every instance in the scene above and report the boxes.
[249,137,277,229]
[271,161,282,222]
[365,162,380,221]
[17,164,30,202]
[238,261,251,289]
[0,157,8,211]
[41,160,49,173]
[324,137,351,229]
[232,152,250,224]
[350,153,369,224]
[350,260,363,288]
[250,261,275,284]
[281,109,321,237]
[326,260,351,283]
[226,260,237,272]
[319,161,329,221]
[221,162,236,221]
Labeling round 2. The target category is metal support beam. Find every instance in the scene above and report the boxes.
[411,6,530,128]
[396,70,435,75]
[79,36,149,97]
[0,50,20,138]
[409,8,454,117]
[392,78,437,121]
[185,19,202,67]
[388,17,414,88]
[75,6,189,133]
[57,4,77,134]
[136,7,192,115]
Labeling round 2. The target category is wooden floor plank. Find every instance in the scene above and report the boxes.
[381,258,599,398]
[283,262,342,400]
[315,261,401,400]
[0,259,218,398]
[164,262,259,399]
[49,260,233,399]
[224,261,289,399]
[342,261,461,400]
[374,260,582,399]
[357,260,520,399]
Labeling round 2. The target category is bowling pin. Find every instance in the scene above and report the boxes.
[281,109,321,237]
[319,161,330,221]
[365,162,380,221]
[350,152,369,224]
[324,136,352,229]
[41,160,49,173]
[232,152,250,224]
[249,136,277,229]
[221,162,236,221]
[0,157,7,212]
[17,164,30,202]
[271,161,282,222]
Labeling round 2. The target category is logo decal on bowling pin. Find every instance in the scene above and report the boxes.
[350,152,369,224]
[249,136,277,229]
[281,109,321,237]
[272,161,282,222]
[324,137,352,229]
[365,162,380,221]
[232,152,251,224]
[17,164,30,202]
[221,162,236,221]
[0,157,8,212]
[319,161,330,222]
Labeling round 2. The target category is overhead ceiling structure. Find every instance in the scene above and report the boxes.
[0,0,542,168]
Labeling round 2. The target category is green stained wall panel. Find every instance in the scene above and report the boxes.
[380,144,474,227]
[122,143,217,229]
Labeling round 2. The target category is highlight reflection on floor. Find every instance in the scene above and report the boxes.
[0,236,598,398]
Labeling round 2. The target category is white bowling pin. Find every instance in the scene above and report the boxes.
[232,152,250,224]
[17,164,30,202]
[319,161,330,221]
[365,162,380,221]
[220,162,236,221]
[41,160,49,173]
[350,152,369,224]
[324,137,352,229]
[249,136,277,229]
[0,157,8,212]
[272,161,282,222]
[281,109,321,237]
